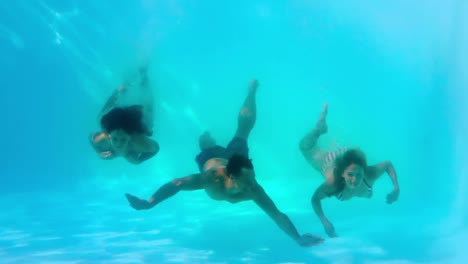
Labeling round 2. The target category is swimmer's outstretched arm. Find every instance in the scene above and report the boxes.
[252,185,324,247]
[312,183,338,237]
[125,174,204,210]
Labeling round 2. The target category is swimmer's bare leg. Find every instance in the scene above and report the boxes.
[234,79,258,140]
[299,103,329,172]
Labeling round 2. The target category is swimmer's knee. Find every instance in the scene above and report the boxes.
[299,138,310,156]
[239,107,254,120]
[238,108,255,127]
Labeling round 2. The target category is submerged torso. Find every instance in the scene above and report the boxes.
[201,158,254,203]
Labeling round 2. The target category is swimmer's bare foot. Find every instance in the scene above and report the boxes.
[314,103,328,135]
[249,79,259,94]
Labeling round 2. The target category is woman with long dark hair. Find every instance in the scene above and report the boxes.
[89,65,159,164]
[299,104,400,237]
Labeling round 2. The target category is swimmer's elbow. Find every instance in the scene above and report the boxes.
[134,153,154,164]
[312,185,330,203]
[386,161,395,170]
[311,191,323,204]
[89,135,100,147]
[146,142,159,158]
[153,141,160,154]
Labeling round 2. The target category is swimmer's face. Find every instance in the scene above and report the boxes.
[228,168,256,193]
[110,129,130,153]
[342,163,365,189]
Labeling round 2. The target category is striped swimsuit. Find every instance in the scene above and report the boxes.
[320,147,349,175]
[335,178,373,201]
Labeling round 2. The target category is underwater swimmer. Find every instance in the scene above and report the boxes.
[125,79,324,247]
[89,65,160,164]
[299,103,400,237]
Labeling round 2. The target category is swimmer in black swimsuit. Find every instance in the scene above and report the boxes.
[89,65,160,164]
[298,103,400,237]
[125,79,324,247]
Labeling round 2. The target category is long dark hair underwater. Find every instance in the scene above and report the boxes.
[100,106,148,135]
[333,148,368,191]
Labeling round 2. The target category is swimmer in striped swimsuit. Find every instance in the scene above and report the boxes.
[298,103,400,238]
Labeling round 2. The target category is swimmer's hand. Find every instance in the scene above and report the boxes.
[125,193,152,210]
[297,233,324,247]
[323,220,338,238]
[386,188,400,204]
